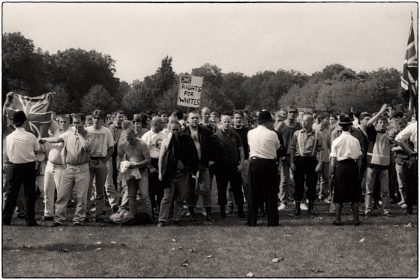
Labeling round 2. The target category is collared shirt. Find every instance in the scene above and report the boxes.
[6,127,39,164]
[330,131,362,161]
[248,125,280,159]
[395,121,417,152]
[86,126,114,157]
[60,129,90,165]
[332,126,366,154]
[290,128,322,157]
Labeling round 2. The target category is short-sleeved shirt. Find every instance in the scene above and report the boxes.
[330,131,362,161]
[233,126,250,159]
[395,121,417,152]
[213,129,243,166]
[6,127,39,164]
[60,130,90,165]
[86,126,114,157]
[141,130,167,159]
[290,128,323,157]
[248,125,280,159]
[276,120,302,155]
[47,129,69,165]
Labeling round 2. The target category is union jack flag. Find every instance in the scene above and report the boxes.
[5,92,55,139]
[401,16,418,112]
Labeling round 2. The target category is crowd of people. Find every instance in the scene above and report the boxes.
[2,92,418,227]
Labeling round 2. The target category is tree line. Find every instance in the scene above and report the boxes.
[3,32,405,117]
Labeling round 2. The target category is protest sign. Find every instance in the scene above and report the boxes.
[177,75,203,108]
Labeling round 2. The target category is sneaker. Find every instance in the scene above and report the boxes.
[400,203,408,209]
[42,216,54,222]
[300,203,308,211]
[278,202,287,211]
[73,221,82,226]
[157,221,165,227]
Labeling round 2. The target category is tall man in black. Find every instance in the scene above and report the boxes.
[212,112,245,218]
[247,111,281,226]
[3,110,40,226]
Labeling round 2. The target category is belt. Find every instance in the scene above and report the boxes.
[49,161,63,166]
[10,161,35,166]
[250,156,276,161]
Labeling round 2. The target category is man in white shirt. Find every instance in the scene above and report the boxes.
[3,111,40,226]
[247,111,281,226]
[86,109,115,222]
[141,116,167,218]
[330,116,363,225]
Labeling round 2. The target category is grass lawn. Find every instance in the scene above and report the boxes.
[2,200,418,278]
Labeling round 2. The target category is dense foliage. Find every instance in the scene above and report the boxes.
[2,32,405,114]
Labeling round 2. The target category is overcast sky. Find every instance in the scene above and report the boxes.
[3,2,417,83]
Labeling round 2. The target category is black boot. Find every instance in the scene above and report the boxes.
[188,206,196,221]
[220,206,226,218]
[237,205,245,218]
[294,201,301,216]
[308,200,317,215]
[205,207,215,222]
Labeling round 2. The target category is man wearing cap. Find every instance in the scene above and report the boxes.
[3,110,40,226]
[247,111,282,226]
[330,115,363,225]
[41,113,93,226]
[86,109,115,222]
[290,113,323,215]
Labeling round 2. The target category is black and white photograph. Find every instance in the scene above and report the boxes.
[1,1,418,278]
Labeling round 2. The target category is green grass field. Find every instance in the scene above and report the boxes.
[2,200,418,278]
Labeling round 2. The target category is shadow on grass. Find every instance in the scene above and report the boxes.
[3,242,128,252]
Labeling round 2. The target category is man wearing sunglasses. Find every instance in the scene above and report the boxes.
[275,106,302,211]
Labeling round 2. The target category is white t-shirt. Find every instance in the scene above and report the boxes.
[141,130,167,159]
[86,126,114,157]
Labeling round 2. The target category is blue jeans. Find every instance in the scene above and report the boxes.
[365,167,390,213]
[87,159,107,217]
[159,171,189,223]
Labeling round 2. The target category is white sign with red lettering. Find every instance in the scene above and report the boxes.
[177,75,203,108]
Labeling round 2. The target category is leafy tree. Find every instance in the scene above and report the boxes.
[121,80,154,118]
[49,48,120,111]
[2,32,49,98]
[49,84,75,114]
[81,84,116,114]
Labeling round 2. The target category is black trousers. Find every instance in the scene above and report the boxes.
[247,158,279,226]
[216,165,243,207]
[3,162,37,225]
[149,158,164,211]
[293,156,317,202]
[407,157,418,210]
